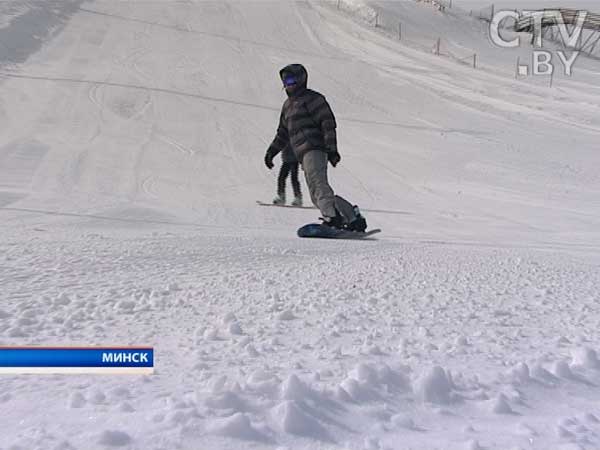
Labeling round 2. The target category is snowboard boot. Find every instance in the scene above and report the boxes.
[272,194,286,205]
[347,205,367,232]
[321,211,344,230]
[291,195,303,207]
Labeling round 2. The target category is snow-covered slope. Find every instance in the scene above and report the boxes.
[1,2,599,449]
[1,0,599,244]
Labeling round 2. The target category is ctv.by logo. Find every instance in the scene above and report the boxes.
[489,10,588,77]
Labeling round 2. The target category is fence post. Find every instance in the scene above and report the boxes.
[375,12,379,27]
[515,56,520,79]
[398,22,402,40]
[435,37,441,55]
[549,69,554,88]
[491,4,495,22]
[337,0,340,9]
[473,53,477,68]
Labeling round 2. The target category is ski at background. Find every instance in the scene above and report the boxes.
[255,200,315,209]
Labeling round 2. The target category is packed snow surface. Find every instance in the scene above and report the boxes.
[1,1,599,449]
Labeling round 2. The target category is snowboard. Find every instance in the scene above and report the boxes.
[297,223,381,240]
[256,200,315,210]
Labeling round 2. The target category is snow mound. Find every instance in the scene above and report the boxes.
[207,413,266,441]
[465,440,483,450]
[228,321,243,335]
[68,392,86,409]
[87,389,106,405]
[205,390,248,412]
[489,394,514,415]
[552,360,575,379]
[271,400,328,439]
[506,362,531,384]
[531,364,559,384]
[416,366,453,405]
[166,408,196,425]
[222,312,237,324]
[280,374,309,401]
[203,327,219,341]
[339,363,411,403]
[246,370,280,396]
[339,377,375,403]
[277,309,296,321]
[570,347,600,369]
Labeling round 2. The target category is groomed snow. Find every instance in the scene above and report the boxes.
[1,1,599,449]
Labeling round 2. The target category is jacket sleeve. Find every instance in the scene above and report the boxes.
[266,109,289,158]
[307,94,338,153]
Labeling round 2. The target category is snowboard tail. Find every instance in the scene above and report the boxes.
[297,223,381,240]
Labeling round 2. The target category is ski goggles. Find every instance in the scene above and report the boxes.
[282,75,297,87]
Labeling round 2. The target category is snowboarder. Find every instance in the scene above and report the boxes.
[264,144,302,206]
[264,63,367,232]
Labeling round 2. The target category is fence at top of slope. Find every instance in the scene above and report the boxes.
[326,0,482,69]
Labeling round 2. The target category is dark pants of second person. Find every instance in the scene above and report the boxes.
[278,161,301,198]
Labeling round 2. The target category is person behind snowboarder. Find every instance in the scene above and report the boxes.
[264,63,367,232]
[264,143,302,206]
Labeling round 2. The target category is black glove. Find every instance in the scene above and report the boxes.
[264,152,274,170]
[328,151,341,167]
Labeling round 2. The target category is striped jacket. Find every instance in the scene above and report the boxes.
[267,88,338,163]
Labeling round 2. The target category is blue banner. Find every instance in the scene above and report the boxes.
[0,347,154,368]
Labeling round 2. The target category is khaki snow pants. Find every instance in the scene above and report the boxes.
[301,150,357,222]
